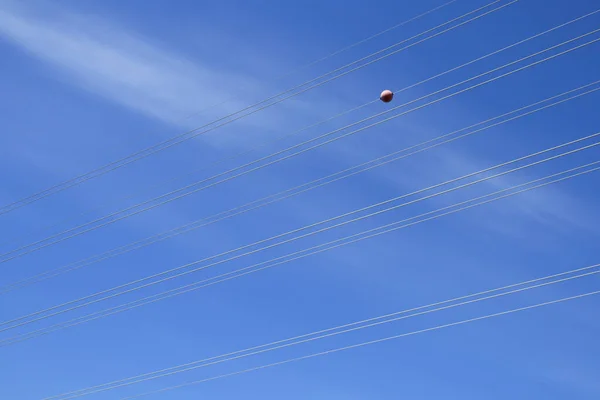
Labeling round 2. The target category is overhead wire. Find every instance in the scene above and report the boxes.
[0,0,523,262]
[7,4,596,253]
[4,122,599,329]
[41,263,600,399]
[4,162,596,347]
[3,79,597,294]
[4,162,598,347]
[3,141,598,343]
[182,0,462,123]
[3,24,598,265]
[0,0,512,216]
[120,287,600,400]
[178,0,461,123]
[4,2,597,397]
[268,0,461,81]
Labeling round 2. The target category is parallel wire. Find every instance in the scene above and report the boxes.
[178,0,461,122]
[4,80,598,294]
[0,1,521,262]
[3,132,597,331]
[44,263,600,399]
[0,0,510,216]
[4,2,597,397]
[270,0,460,80]
[3,25,597,265]
[121,288,600,400]
[3,154,599,345]
[7,164,600,347]
[25,4,600,398]
[4,5,596,252]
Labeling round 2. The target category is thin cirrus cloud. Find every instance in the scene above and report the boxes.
[2,1,595,240]
[0,1,359,156]
[338,120,600,239]
[0,2,292,132]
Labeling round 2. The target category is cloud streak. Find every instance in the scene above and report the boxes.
[331,119,600,239]
[0,2,268,130]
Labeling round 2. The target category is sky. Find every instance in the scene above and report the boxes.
[0,0,599,398]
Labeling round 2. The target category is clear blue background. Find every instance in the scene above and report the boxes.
[0,0,599,398]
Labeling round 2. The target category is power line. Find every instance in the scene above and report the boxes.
[4,3,596,398]
[4,129,597,331]
[3,26,597,265]
[271,0,461,80]
[0,0,511,217]
[0,1,524,262]
[178,0,461,123]
[43,263,600,399]
[8,3,595,253]
[3,154,598,346]
[4,79,597,294]
[183,0,462,122]
[119,288,600,400]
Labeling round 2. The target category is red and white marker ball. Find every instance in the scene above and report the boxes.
[380,89,394,103]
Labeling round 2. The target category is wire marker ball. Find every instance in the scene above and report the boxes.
[380,89,394,103]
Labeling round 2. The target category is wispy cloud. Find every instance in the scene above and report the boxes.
[432,145,599,236]
[0,0,357,161]
[0,2,274,131]
[533,363,600,398]
[328,118,600,239]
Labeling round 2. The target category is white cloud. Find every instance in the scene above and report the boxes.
[533,363,600,398]
[0,2,273,131]
[430,145,599,234]
[326,118,600,239]
[0,0,362,162]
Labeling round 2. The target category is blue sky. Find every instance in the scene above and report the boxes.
[0,0,599,398]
